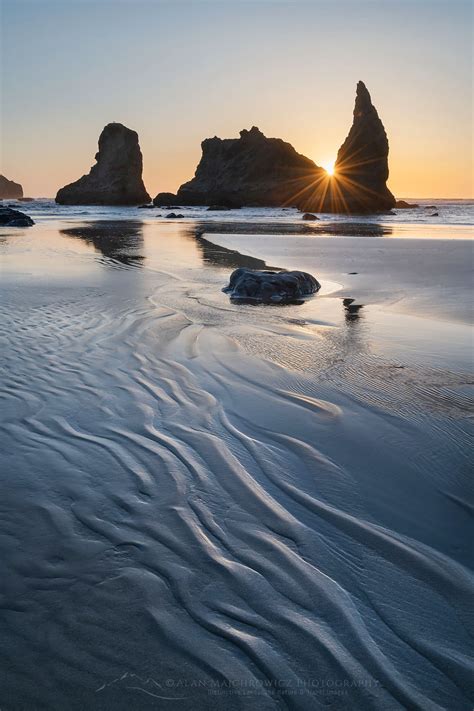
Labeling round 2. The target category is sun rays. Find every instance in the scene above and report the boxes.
[280,143,389,214]
[323,160,335,176]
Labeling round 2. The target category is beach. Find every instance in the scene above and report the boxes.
[0,202,473,710]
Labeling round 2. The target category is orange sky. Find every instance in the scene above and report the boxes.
[2,0,472,199]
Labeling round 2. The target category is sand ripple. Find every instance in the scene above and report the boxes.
[0,272,472,710]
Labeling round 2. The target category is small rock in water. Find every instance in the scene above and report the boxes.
[138,204,154,209]
[165,212,184,219]
[425,205,437,209]
[223,268,321,304]
[395,200,419,209]
[207,205,234,211]
[0,207,34,227]
[302,213,319,220]
[430,212,439,216]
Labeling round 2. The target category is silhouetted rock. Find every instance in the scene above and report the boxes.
[156,82,395,214]
[165,212,184,219]
[395,200,419,209]
[207,204,240,211]
[223,268,320,304]
[138,204,154,209]
[302,213,319,220]
[153,192,179,206]
[430,212,439,217]
[301,82,395,213]
[19,197,34,202]
[0,175,23,199]
[0,207,34,227]
[170,126,322,208]
[56,123,150,205]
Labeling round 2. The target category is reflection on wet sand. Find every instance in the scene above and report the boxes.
[60,221,145,267]
[343,297,364,322]
[190,220,392,238]
[193,233,279,270]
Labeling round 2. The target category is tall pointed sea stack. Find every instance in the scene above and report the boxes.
[56,123,150,205]
[303,81,395,213]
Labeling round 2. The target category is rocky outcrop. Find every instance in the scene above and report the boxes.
[0,175,23,199]
[153,192,180,207]
[156,81,394,214]
[56,123,150,205]
[155,126,323,208]
[302,81,395,213]
[223,268,320,304]
[0,207,34,227]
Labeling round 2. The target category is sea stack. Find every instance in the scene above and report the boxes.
[154,126,324,208]
[0,175,23,199]
[56,123,150,205]
[155,82,394,214]
[302,81,395,213]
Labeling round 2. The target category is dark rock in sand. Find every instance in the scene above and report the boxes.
[165,212,184,219]
[0,175,23,199]
[0,207,34,227]
[56,123,150,205]
[302,213,319,220]
[223,268,321,304]
[395,200,419,209]
[153,192,180,207]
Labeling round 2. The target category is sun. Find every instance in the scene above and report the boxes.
[323,160,335,176]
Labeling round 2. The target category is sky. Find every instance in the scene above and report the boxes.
[1,0,472,199]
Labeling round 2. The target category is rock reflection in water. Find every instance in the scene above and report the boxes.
[190,220,392,239]
[60,221,145,267]
[343,297,364,322]
[194,232,279,271]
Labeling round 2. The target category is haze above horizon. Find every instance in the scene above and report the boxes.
[1,0,472,199]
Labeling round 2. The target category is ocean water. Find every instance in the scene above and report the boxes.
[0,202,473,710]
[6,196,474,230]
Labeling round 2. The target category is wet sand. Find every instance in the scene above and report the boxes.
[0,217,472,710]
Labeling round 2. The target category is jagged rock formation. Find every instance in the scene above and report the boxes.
[0,207,34,227]
[56,123,150,205]
[0,175,23,199]
[302,81,395,213]
[154,81,395,214]
[223,268,320,303]
[154,126,323,208]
